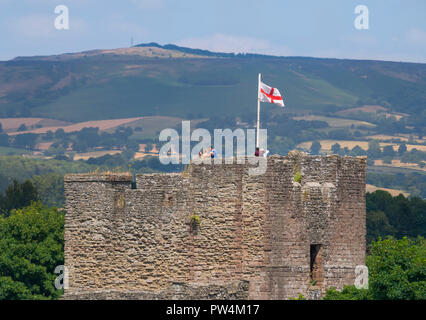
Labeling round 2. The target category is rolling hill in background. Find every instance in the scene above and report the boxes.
[1,43,425,122]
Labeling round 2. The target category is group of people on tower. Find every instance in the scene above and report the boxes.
[197,146,269,159]
[198,146,217,159]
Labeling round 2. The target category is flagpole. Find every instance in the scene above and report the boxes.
[256,73,261,148]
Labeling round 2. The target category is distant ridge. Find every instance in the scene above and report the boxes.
[133,42,294,59]
[133,42,417,63]
[11,42,423,64]
[134,42,234,58]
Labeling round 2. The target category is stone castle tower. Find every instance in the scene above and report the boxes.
[63,154,366,300]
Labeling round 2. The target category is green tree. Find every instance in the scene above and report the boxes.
[331,143,341,155]
[383,156,393,164]
[367,140,381,159]
[366,210,394,244]
[72,140,88,153]
[54,129,66,140]
[13,133,38,149]
[0,180,39,217]
[0,134,9,147]
[44,131,54,141]
[323,285,372,300]
[367,237,426,300]
[31,174,65,208]
[324,237,426,300]
[382,145,395,157]
[366,191,426,240]
[0,202,64,300]
[310,141,321,155]
[351,145,366,156]
[398,143,407,155]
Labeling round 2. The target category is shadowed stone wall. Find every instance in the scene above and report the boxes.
[63,154,366,299]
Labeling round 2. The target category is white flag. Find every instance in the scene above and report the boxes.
[259,81,285,107]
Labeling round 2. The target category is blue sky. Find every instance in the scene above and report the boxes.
[1,0,426,62]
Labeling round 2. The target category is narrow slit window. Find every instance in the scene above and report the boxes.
[310,244,322,285]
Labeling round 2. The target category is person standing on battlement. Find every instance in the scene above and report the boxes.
[199,147,209,158]
[210,146,217,159]
[255,147,269,157]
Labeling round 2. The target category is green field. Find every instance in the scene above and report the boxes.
[0,146,31,156]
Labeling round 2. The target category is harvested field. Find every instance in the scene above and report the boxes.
[384,144,426,152]
[37,118,70,128]
[384,113,405,120]
[0,118,71,132]
[374,159,426,172]
[404,144,426,152]
[366,134,410,142]
[35,142,54,151]
[0,118,44,130]
[366,184,409,197]
[125,116,204,139]
[336,105,387,116]
[336,105,408,120]
[292,115,375,128]
[134,152,159,160]
[298,140,370,151]
[8,117,143,135]
[73,150,122,161]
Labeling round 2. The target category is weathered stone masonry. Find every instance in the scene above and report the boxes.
[63,154,366,300]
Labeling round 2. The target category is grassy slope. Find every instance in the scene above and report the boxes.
[32,58,357,121]
[5,53,425,122]
[0,146,31,155]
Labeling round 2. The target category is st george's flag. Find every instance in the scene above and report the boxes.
[259,81,285,107]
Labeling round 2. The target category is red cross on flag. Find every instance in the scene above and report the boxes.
[259,81,285,107]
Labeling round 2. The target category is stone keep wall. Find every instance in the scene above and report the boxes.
[63,154,366,299]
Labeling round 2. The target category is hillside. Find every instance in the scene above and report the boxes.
[1,43,425,122]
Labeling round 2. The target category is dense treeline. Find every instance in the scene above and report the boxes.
[45,126,138,155]
[0,180,38,217]
[0,202,64,299]
[367,171,426,198]
[366,191,426,243]
[0,156,95,188]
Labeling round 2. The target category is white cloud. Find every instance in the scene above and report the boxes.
[405,28,426,45]
[176,33,293,56]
